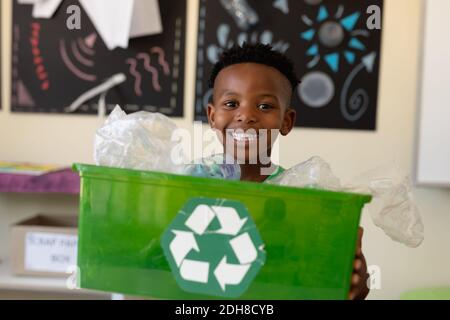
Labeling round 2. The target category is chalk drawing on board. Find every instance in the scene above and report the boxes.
[126,58,143,96]
[195,0,382,130]
[340,52,376,122]
[273,0,289,15]
[298,71,335,109]
[17,81,36,107]
[136,53,162,92]
[59,35,98,82]
[300,5,367,73]
[207,23,289,66]
[12,0,186,116]
[30,22,50,91]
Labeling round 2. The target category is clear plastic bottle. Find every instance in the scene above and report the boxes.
[184,154,241,180]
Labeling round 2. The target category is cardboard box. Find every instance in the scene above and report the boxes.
[11,214,78,277]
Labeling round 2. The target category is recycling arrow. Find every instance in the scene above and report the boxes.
[229,232,258,264]
[211,206,248,236]
[169,230,199,267]
[185,204,215,235]
[214,256,251,291]
[180,259,209,283]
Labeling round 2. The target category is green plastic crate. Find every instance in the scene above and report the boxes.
[73,163,371,300]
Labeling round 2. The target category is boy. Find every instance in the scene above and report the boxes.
[206,43,369,299]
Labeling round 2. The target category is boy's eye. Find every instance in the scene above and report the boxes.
[258,103,273,110]
[224,101,238,108]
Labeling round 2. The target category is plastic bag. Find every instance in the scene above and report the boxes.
[343,164,424,248]
[94,105,184,173]
[267,156,424,248]
[94,106,240,180]
[267,156,341,190]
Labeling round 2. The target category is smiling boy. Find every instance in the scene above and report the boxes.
[206,43,369,299]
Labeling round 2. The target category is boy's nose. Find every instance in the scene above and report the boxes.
[236,106,258,124]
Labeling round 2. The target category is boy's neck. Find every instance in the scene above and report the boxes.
[239,162,276,183]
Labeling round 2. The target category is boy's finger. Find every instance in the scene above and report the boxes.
[348,290,355,300]
[353,258,363,271]
[356,227,364,255]
[351,273,361,285]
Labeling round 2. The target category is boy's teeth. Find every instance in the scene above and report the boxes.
[231,132,258,141]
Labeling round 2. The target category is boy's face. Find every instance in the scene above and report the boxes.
[207,62,296,163]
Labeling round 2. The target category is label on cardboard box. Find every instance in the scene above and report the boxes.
[25,232,78,273]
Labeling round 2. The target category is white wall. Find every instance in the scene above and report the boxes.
[416,0,450,186]
[1,0,449,299]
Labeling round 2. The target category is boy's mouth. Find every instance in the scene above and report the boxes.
[230,131,259,142]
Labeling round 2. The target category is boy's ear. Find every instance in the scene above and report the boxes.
[207,103,215,128]
[280,107,296,136]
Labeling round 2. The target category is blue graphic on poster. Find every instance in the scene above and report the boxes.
[195,0,383,130]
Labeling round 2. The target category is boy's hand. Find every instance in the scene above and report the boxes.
[349,227,370,300]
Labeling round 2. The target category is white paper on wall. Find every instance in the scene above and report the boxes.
[18,0,64,19]
[18,0,164,50]
[79,0,134,51]
[129,0,163,39]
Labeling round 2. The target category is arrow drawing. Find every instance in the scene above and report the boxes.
[185,204,216,235]
[169,230,199,267]
[273,0,289,14]
[214,256,251,291]
[211,206,247,236]
[229,232,257,265]
[180,259,209,283]
[340,52,377,122]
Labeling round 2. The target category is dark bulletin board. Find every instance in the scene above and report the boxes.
[194,0,383,130]
[11,0,186,116]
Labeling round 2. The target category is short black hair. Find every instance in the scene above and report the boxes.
[208,42,300,91]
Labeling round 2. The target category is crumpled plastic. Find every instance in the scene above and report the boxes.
[184,153,240,180]
[267,156,341,191]
[343,164,424,248]
[94,105,184,173]
[94,106,241,180]
[267,156,424,248]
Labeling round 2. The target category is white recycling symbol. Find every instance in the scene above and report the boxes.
[168,204,259,291]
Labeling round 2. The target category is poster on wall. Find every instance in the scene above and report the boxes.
[194,0,383,130]
[11,0,186,116]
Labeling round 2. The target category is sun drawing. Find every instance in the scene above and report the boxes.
[300,4,369,72]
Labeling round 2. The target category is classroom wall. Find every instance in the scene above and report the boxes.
[1,0,449,299]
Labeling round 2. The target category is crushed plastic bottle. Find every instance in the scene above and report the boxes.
[268,156,424,248]
[184,154,241,180]
[267,156,341,190]
[94,105,184,174]
[95,110,239,180]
